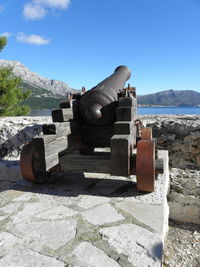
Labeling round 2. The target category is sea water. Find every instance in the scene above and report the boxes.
[30,106,200,116]
[138,106,200,115]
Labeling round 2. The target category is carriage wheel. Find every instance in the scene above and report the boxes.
[20,143,50,184]
[136,140,155,192]
[141,127,152,140]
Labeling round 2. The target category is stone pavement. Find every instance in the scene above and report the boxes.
[0,151,169,267]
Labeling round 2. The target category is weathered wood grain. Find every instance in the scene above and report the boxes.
[42,122,71,136]
[118,96,137,107]
[116,107,136,121]
[110,134,131,177]
[32,135,68,172]
[52,108,73,122]
[59,100,73,108]
[60,151,110,173]
[114,121,134,134]
[81,124,114,147]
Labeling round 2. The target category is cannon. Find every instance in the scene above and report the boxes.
[79,65,131,125]
[20,66,163,192]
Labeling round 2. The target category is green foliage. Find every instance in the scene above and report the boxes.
[20,81,66,109]
[0,37,31,116]
[22,96,66,109]
[0,67,31,116]
[0,36,7,52]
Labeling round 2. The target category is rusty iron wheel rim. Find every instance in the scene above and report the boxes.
[136,140,155,192]
[141,127,152,140]
[20,143,53,184]
[20,143,37,182]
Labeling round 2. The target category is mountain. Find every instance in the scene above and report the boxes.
[138,89,200,106]
[0,59,80,109]
[1,60,199,108]
[0,59,78,96]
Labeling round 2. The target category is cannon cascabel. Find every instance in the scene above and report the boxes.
[79,65,131,126]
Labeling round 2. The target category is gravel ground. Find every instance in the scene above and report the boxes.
[163,219,200,267]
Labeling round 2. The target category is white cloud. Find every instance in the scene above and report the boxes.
[0,32,12,38]
[23,0,70,20]
[37,0,70,9]
[16,33,50,45]
[0,5,5,12]
[24,2,46,20]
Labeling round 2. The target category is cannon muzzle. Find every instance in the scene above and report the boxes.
[79,65,131,125]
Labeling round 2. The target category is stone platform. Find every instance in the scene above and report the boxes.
[0,150,169,267]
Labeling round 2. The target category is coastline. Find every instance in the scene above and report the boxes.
[138,104,200,107]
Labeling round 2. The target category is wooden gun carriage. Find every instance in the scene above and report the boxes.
[20,66,163,192]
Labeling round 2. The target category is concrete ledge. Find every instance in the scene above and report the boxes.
[0,150,169,267]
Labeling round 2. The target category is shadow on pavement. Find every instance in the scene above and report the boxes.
[0,161,151,198]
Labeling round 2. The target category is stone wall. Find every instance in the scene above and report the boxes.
[0,116,52,160]
[140,114,200,224]
[1,115,200,167]
[168,168,200,224]
[141,114,200,168]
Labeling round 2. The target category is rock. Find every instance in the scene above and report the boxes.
[36,205,78,219]
[0,246,65,267]
[100,224,162,267]
[163,219,200,267]
[72,242,120,267]
[0,232,22,257]
[13,219,77,250]
[0,202,22,215]
[0,59,76,96]
[141,114,200,168]
[116,202,165,235]
[2,114,200,166]
[139,115,200,224]
[77,195,110,209]
[0,147,170,266]
[0,116,51,159]
[81,203,125,225]
[168,168,200,224]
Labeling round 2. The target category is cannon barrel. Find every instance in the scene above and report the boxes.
[79,65,131,125]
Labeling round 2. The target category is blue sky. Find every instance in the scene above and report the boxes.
[0,0,200,94]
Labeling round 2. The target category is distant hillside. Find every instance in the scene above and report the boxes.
[19,81,66,109]
[138,90,200,106]
[1,60,199,108]
[0,59,79,109]
[0,59,78,96]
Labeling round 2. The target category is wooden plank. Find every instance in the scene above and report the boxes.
[114,121,134,134]
[110,134,131,177]
[59,100,73,108]
[44,135,68,155]
[81,124,114,147]
[52,108,73,122]
[60,152,110,173]
[114,122,137,148]
[118,96,137,107]
[32,137,46,172]
[72,100,82,120]
[116,107,136,122]
[42,122,71,136]
[32,135,68,172]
